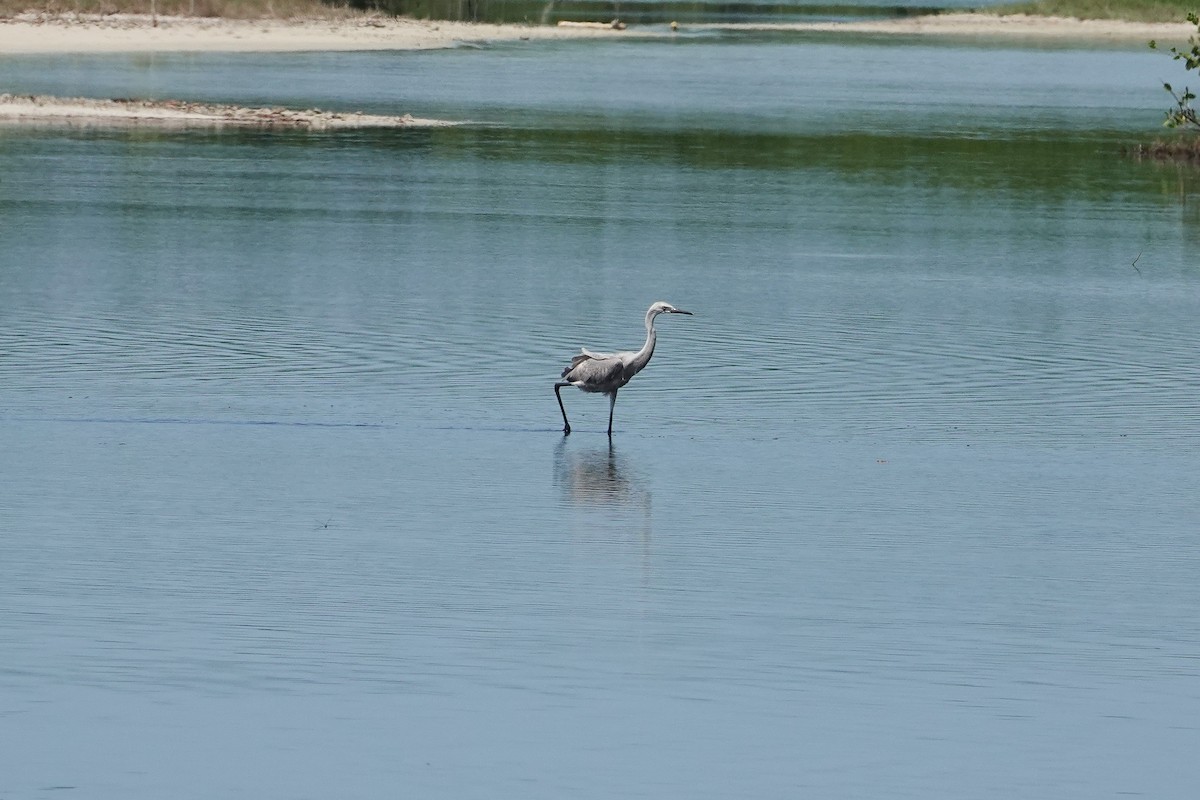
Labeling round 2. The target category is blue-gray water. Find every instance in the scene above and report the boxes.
[2,34,1199,799]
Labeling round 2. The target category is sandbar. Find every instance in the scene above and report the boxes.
[0,14,642,129]
[0,12,1193,55]
[2,11,1190,55]
[1,12,1192,130]
[0,92,454,128]
[0,12,645,54]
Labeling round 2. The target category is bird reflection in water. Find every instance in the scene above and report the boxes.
[554,437,642,505]
[554,439,655,584]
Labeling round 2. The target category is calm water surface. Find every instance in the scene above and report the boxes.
[2,35,1199,799]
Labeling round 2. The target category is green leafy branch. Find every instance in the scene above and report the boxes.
[1150,12,1200,131]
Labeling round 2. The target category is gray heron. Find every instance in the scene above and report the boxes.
[554,301,692,435]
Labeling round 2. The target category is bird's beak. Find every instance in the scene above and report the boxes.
[672,309,694,315]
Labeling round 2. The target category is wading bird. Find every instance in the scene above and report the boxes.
[555,301,693,435]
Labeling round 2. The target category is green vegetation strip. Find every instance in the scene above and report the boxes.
[2,0,1198,23]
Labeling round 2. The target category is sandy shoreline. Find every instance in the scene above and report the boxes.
[0,93,455,129]
[2,12,1191,130]
[0,12,645,54]
[0,12,1193,55]
[701,13,1195,43]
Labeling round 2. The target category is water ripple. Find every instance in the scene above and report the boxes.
[643,307,1200,441]
[5,298,1196,441]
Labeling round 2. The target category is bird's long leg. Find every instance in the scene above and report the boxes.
[554,382,572,435]
[607,389,618,436]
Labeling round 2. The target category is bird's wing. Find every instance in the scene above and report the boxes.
[565,347,615,372]
[562,353,625,388]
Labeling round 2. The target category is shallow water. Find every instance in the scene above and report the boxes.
[2,34,1199,799]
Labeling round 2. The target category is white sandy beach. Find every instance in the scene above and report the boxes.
[0,12,643,53]
[705,12,1196,43]
[0,11,1193,55]
[1,12,1193,128]
[0,14,645,127]
[0,92,455,128]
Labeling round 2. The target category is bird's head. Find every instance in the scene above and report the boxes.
[648,301,693,318]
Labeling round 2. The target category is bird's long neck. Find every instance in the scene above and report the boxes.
[628,310,658,375]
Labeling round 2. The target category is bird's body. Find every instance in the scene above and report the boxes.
[555,301,692,435]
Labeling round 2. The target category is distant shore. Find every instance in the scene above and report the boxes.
[2,11,1193,131]
[0,12,644,53]
[0,12,1193,55]
[708,13,1196,43]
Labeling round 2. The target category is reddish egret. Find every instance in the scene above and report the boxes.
[554,301,692,435]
